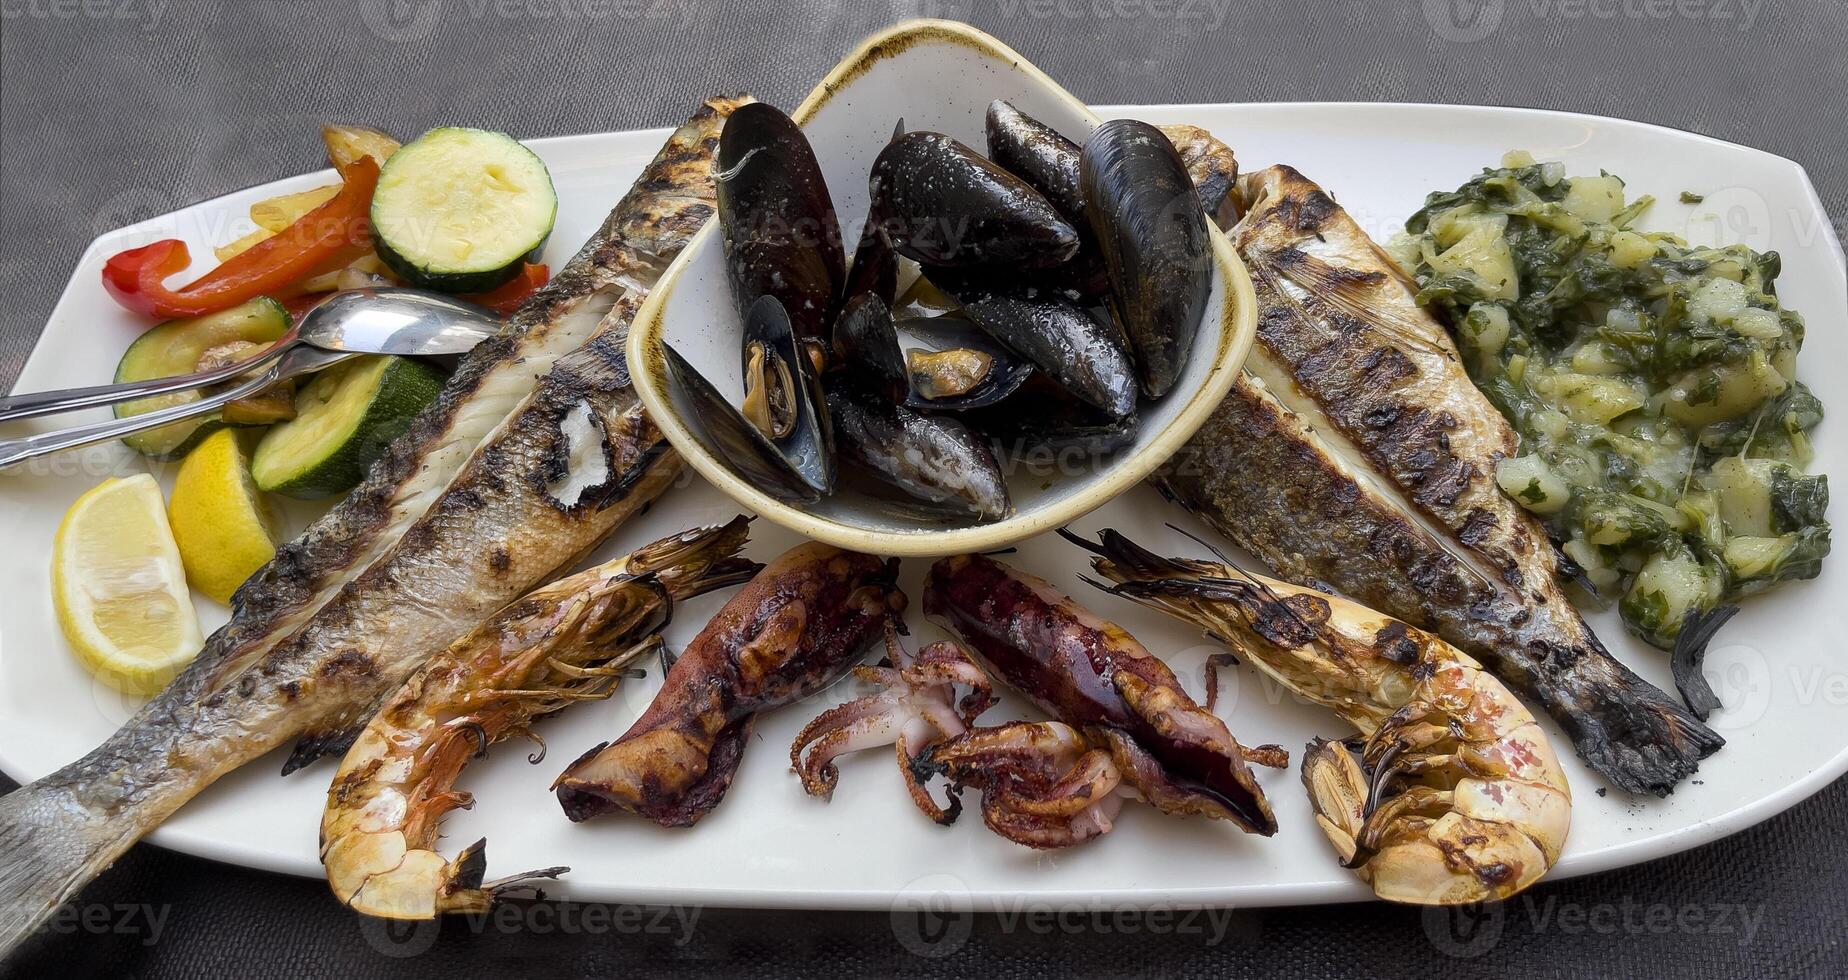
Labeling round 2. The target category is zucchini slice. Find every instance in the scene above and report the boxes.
[112,298,293,458]
[370,127,556,293]
[250,355,445,499]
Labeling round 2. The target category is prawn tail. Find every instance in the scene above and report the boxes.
[0,774,140,956]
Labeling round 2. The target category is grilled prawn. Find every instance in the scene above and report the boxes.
[553,542,904,826]
[322,519,759,920]
[1071,528,1570,905]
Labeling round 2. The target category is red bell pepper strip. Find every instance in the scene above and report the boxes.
[461,263,549,316]
[102,157,381,319]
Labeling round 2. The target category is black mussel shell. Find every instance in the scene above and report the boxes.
[828,385,1013,523]
[962,375,1140,456]
[868,132,1079,270]
[985,100,1084,221]
[896,312,1033,411]
[666,340,829,505]
[1081,119,1211,400]
[839,218,898,316]
[717,102,844,343]
[706,295,833,500]
[946,289,1137,419]
[832,294,907,402]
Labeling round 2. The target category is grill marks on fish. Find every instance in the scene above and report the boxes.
[279,116,744,771]
[0,97,753,955]
[1156,163,1720,796]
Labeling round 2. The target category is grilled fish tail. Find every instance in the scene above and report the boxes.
[0,776,136,951]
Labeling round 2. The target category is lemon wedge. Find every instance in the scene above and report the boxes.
[52,474,203,695]
[168,429,277,604]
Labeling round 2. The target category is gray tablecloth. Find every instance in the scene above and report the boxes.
[2,2,1844,977]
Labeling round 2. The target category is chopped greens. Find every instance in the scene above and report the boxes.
[1396,151,1830,649]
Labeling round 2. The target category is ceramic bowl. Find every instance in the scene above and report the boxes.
[627,19,1257,556]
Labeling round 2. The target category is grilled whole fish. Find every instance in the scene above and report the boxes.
[1154,163,1721,796]
[0,96,750,953]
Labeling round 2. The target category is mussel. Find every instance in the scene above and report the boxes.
[716,102,844,344]
[868,132,1080,270]
[1081,119,1212,399]
[668,296,834,504]
[962,374,1139,456]
[828,296,1012,522]
[897,312,1033,411]
[941,284,1137,419]
[984,100,1084,220]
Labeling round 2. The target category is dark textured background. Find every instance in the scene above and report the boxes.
[3,1,1844,976]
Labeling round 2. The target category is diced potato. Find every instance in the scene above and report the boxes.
[1732,307,1782,340]
[1626,550,1721,630]
[1564,538,1622,591]
[1561,174,1626,223]
[1607,230,1657,269]
[1686,276,1749,323]
[1501,149,1537,168]
[1428,220,1519,302]
[1460,303,1511,362]
[1496,454,1571,515]
[1533,371,1647,425]
[1663,350,1787,427]
[1570,341,1626,375]
[1703,456,1779,537]
[1724,535,1790,580]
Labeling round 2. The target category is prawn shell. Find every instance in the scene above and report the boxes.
[1081,119,1211,399]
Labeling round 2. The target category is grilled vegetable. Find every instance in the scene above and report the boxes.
[370,127,557,292]
[111,297,293,457]
[250,355,445,499]
[1400,152,1829,648]
[102,158,379,319]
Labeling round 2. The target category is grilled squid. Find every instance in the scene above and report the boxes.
[553,541,905,826]
[927,721,1127,848]
[320,519,759,920]
[1070,527,1571,905]
[789,625,992,819]
[922,553,1282,837]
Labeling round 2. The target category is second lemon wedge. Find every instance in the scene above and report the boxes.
[168,428,278,604]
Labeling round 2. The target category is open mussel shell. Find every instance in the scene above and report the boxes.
[985,99,1084,221]
[717,102,845,343]
[868,131,1080,270]
[665,342,827,505]
[946,289,1137,419]
[675,295,834,503]
[896,312,1033,411]
[1080,119,1211,400]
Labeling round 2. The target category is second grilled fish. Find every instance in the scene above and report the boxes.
[1155,162,1721,796]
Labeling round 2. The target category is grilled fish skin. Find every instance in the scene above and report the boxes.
[1155,163,1720,796]
[0,96,750,955]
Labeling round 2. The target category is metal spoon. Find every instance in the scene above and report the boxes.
[0,289,499,423]
[0,290,499,469]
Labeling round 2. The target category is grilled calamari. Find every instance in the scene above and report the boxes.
[0,96,750,953]
[553,542,905,826]
[1154,162,1721,795]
